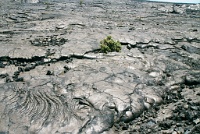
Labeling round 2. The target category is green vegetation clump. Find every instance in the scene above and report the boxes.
[100,36,122,53]
[79,0,83,6]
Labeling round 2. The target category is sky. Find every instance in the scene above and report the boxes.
[147,0,200,3]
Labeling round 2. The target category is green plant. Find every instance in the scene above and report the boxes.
[100,36,122,53]
[43,2,50,9]
[79,0,83,6]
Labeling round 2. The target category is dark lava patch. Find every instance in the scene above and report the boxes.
[30,35,68,46]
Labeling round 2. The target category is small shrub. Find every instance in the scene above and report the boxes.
[100,36,122,53]
[79,0,83,6]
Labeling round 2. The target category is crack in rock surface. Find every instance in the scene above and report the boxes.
[0,0,199,133]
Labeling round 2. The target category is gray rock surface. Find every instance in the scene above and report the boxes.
[0,0,199,133]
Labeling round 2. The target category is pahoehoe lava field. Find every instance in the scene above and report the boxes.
[0,0,199,133]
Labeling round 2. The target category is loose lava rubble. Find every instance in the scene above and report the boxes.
[0,0,200,134]
[115,84,200,134]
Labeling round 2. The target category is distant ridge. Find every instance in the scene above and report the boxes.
[146,0,200,3]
